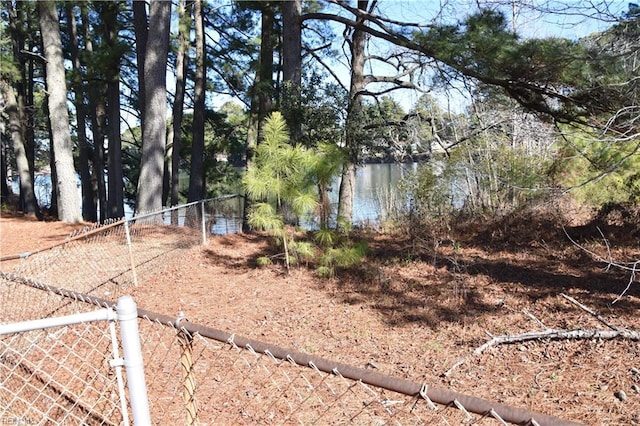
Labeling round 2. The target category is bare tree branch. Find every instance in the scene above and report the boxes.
[560,293,620,331]
[563,227,640,303]
[474,328,640,356]
[304,48,349,94]
[304,4,636,132]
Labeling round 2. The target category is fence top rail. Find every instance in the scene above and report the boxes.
[0,218,127,262]
[0,307,117,335]
[0,195,243,262]
[0,272,584,426]
[130,194,242,222]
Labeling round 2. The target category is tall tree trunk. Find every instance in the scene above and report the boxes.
[282,0,302,142]
[242,98,260,232]
[0,80,38,216]
[104,2,124,219]
[337,0,369,230]
[258,5,275,123]
[162,154,170,207]
[169,0,191,219]
[0,137,10,204]
[38,0,81,222]
[188,0,206,203]
[25,40,37,206]
[91,97,108,221]
[19,3,37,208]
[47,115,57,215]
[82,5,107,221]
[66,4,97,222]
[136,0,171,213]
[242,3,275,232]
[6,0,39,217]
[133,0,148,129]
[337,162,357,229]
[106,79,123,218]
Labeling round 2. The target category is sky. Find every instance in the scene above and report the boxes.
[321,0,631,113]
[203,1,631,117]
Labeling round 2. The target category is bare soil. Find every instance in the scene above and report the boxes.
[2,203,640,425]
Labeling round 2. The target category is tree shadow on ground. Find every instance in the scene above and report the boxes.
[202,214,639,330]
[326,208,640,329]
[202,232,279,270]
[447,205,640,311]
[333,264,502,329]
[452,202,640,254]
[461,257,640,310]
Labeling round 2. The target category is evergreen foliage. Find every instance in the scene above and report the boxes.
[554,132,640,205]
[0,36,19,82]
[415,9,632,124]
[244,112,318,270]
[244,111,365,275]
[2,1,638,228]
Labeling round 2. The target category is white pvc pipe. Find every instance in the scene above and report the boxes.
[116,295,151,426]
[201,200,207,245]
[0,308,116,335]
[109,320,131,426]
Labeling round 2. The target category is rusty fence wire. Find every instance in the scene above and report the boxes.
[0,273,579,426]
[132,306,581,426]
[136,319,546,425]
[1,198,582,425]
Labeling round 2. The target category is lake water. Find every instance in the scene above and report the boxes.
[344,162,418,225]
[210,163,417,233]
[13,163,417,233]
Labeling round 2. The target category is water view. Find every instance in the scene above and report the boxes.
[342,162,418,226]
[13,163,418,234]
[209,163,418,234]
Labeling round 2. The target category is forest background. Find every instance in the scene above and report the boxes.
[2,3,640,423]
[0,0,638,238]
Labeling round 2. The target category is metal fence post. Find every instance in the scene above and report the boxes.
[117,295,151,425]
[200,201,207,245]
[108,319,131,426]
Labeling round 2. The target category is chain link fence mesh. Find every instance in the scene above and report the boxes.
[0,286,128,425]
[3,199,238,298]
[1,199,579,425]
[130,312,569,426]
[130,317,505,425]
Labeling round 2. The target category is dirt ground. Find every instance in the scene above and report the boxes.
[1,204,640,425]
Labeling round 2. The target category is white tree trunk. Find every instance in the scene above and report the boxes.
[0,80,38,216]
[38,1,81,223]
[136,0,171,214]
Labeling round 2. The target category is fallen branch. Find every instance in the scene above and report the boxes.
[443,293,640,378]
[474,328,640,355]
[443,326,640,377]
[560,293,620,331]
[522,309,547,329]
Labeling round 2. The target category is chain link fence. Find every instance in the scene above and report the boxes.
[0,289,150,425]
[2,197,242,298]
[133,310,576,426]
[1,198,582,425]
[1,317,123,425]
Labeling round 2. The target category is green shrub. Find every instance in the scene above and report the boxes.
[554,134,640,206]
[244,112,362,276]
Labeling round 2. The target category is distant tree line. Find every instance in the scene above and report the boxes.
[0,0,637,226]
